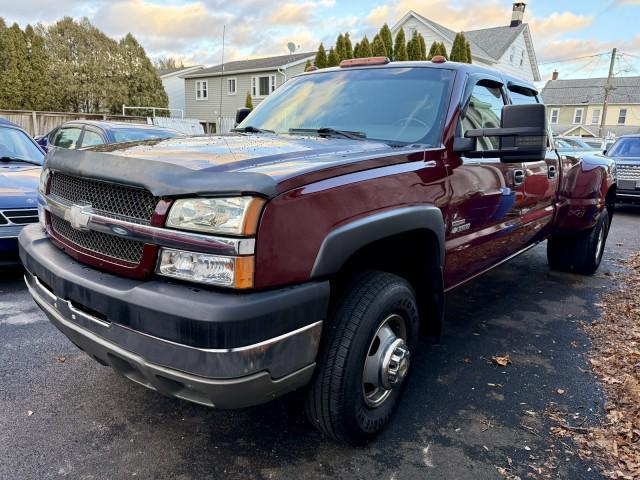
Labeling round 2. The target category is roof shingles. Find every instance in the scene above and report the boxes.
[183,52,315,78]
[541,76,640,105]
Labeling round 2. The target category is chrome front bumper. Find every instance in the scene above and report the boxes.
[26,272,321,408]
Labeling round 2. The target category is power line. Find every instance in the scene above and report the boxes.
[538,51,610,66]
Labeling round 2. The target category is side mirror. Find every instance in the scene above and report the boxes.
[455,103,548,163]
[235,107,251,126]
[603,150,607,156]
[35,135,49,152]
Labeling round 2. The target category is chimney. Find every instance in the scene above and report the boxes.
[552,70,559,81]
[510,2,526,27]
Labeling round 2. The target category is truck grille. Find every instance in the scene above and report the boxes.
[617,165,640,181]
[50,172,157,224]
[0,208,39,225]
[50,215,144,264]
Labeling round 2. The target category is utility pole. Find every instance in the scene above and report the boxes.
[599,48,617,138]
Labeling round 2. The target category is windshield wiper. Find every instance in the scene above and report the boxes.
[0,156,41,166]
[231,126,275,134]
[289,127,366,140]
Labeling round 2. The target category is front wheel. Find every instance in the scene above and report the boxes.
[305,272,419,445]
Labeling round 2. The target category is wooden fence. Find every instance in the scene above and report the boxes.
[0,109,149,137]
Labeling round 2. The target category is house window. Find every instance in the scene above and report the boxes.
[591,109,601,125]
[618,108,628,125]
[251,75,276,97]
[196,80,208,100]
[227,77,237,95]
[509,47,516,64]
[550,108,559,124]
[519,50,525,67]
[573,108,584,124]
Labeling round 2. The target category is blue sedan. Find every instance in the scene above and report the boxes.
[0,119,44,266]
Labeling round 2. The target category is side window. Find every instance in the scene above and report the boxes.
[52,127,82,149]
[461,83,505,151]
[80,130,105,148]
[508,88,539,105]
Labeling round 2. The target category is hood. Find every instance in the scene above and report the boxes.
[0,163,40,209]
[94,134,394,177]
[611,156,640,165]
[47,134,424,198]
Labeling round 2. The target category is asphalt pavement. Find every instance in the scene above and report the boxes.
[2,205,639,480]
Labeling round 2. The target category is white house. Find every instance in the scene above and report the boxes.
[391,2,540,83]
[158,65,204,117]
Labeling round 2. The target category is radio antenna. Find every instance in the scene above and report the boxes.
[218,24,226,133]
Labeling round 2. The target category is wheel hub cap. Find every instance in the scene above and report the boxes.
[362,314,410,408]
[381,339,410,389]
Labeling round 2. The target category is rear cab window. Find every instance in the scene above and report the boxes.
[53,127,83,149]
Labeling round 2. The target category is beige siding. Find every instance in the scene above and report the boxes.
[547,104,640,128]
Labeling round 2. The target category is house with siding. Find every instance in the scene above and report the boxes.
[391,2,540,83]
[183,52,315,133]
[158,65,204,117]
[540,74,640,138]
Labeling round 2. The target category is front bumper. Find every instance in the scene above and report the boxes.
[19,224,329,408]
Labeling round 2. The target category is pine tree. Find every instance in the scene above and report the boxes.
[465,40,472,64]
[327,47,339,67]
[245,91,253,109]
[335,33,346,61]
[379,23,393,61]
[344,33,353,59]
[450,32,469,62]
[359,36,372,58]
[371,34,387,57]
[407,30,422,61]
[23,24,49,110]
[352,41,360,58]
[427,42,438,60]
[418,33,427,60]
[315,42,328,69]
[393,28,407,61]
[0,23,28,109]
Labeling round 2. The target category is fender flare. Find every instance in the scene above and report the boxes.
[310,205,446,278]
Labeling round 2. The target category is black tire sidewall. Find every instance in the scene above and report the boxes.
[337,278,419,443]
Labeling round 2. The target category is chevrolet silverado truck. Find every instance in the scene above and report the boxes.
[19,57,616,445]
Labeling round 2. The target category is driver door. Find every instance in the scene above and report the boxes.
[444,80,526,289]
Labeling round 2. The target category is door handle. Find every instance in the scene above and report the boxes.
[548,165,557,179]
[513,169,525,186]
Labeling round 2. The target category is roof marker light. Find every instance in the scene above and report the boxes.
[431,55,447,64]
[339,57,390,68]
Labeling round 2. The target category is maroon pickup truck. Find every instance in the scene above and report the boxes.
[19,58,616,445]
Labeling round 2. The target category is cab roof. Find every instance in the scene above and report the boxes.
[303,59,539,95]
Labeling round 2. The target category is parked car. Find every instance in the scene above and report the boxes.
[583,138,616,152]
[554,137,602,157]
[20,58,616,445]
[35,120,182,152]
[603,134,640,202]
[0,119,44,266]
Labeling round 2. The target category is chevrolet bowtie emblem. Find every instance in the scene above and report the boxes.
[65,204,92,231]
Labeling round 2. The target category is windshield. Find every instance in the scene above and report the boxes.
[608,137,640,158]
[0,126,44,165]
[238,67,454,146]
[111,128,180,144]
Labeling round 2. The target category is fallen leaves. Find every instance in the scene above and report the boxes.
[491,355,512,367]
[552,252,640,479]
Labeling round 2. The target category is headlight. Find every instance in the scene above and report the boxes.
[38,168,50,195]
[156,248,254,288]
[166,197,265,236]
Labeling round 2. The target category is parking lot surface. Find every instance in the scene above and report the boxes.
[2,205,639,480]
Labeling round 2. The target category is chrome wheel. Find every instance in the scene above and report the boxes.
[362,314,410,408]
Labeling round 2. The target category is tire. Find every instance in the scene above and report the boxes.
[547,209,610,275]
[305,271,419,445]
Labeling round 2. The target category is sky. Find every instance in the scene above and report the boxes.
[1,0,640,83]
